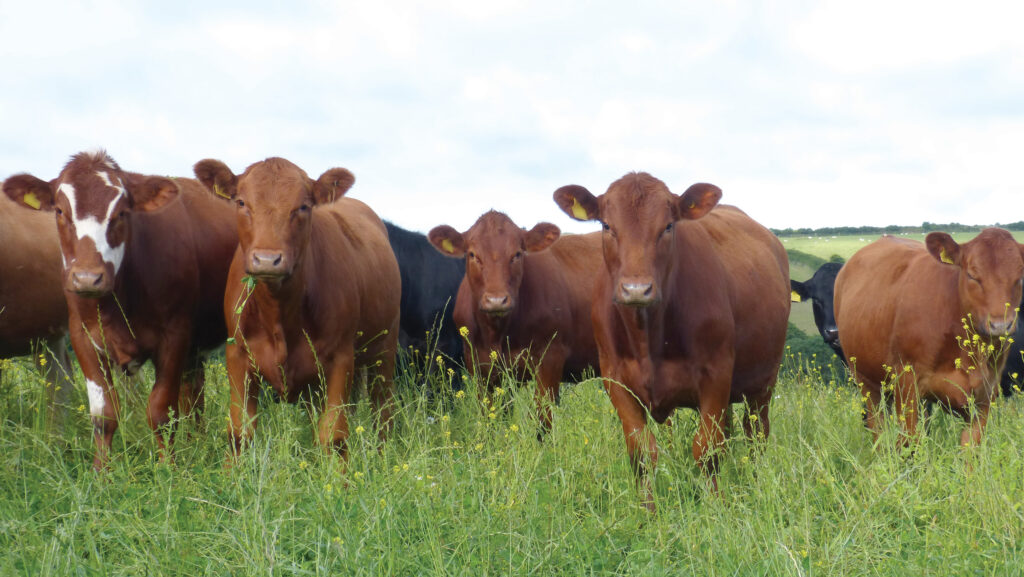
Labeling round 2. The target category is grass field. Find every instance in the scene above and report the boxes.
[2,349,1023,576]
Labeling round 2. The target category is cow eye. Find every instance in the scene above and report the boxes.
[512,251,523,262]
[663,222,674,234]
[299,203,311,213]
[55,207,63,216]
[600,221,610,231]
[236,199,245,208]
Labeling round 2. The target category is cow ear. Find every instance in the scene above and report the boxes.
[193,159,238,200]
[790,280,809,303]
[313,168,355,205]
[926,232,961,266]
[553,185,600,222]
[675,183,721,221]
[525,222,560,252]
[126,176,180,213]
[3,174,56,211]
[428,225,467,258]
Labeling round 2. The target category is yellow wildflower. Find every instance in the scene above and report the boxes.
[355,425,365,434]
[455,390,466,399]
[459,326,470,338]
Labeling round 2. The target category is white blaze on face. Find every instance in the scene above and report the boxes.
[58,175,126,273]
[86,378,106,417]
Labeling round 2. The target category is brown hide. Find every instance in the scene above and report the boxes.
[0,192,73,428]
[428,211,602,435]
[834,229,1024,446]
[554,172,790,507]
[193,157,400,457]
[3,151,238,469]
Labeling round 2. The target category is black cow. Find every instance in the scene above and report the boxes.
[791,262,844,362]
[793,261,1024,397]
[385,222,465,368]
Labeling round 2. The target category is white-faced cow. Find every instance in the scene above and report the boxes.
[3,151,237,469]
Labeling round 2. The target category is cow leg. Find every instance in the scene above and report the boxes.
[605,375,657,512]
[694,393,729,492]
[856,371,883,440]
[367,331,398,444]
[533,354,564,440]
[179,354,207,422]
[38,336,74,433]
[71,329,121,470]
[961,403,990,446]
[894,368,921,446]
[226,341,258,456]
[149,338,190,460]
[317,346,355,458]
[742,392,773,442]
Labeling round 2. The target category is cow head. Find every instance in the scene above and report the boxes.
[428,211,559,317]
[927,229,1024,337]
[2,151,179,297]
[554,172,720,307]
[791,262,844,355]
[194,157,354,281]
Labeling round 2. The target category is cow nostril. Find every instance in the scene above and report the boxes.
[272,254,282,266]
[642,284,653,297]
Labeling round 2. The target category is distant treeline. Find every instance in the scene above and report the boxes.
[772,221,1024,237]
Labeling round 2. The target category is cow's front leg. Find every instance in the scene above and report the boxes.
[317,345,355,458]
[71,329,121,471]
[150,335,191,460]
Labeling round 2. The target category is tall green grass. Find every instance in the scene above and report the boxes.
[1,350,1022,575]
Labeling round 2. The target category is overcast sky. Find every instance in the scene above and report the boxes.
[2,1,1022,234]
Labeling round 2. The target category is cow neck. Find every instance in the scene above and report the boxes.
[473,307,515,352]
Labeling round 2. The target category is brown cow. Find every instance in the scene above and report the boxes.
[0,192,73,428]
[3,151,237,469]
[192,157,400,457]
[428,211,602,435]
[554,172,790,507]
[834,230,1024,446]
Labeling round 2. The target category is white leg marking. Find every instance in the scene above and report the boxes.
[86,378,106,417]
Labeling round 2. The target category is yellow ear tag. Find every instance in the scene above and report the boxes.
[940,248,954,265]
[571,198,588,220]
[791,290,802,303]
[442,239,455,254]
[23,192,41,210]
[689,201,696,209]
[213,183,229,199]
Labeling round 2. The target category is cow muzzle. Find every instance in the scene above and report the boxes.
[982,318,1016,337]
[67,267,112,297]
[247,249,290,278]
[615,279,657,307]
[479,293,513,316]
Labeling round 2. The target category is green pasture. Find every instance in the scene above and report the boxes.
[2,349,1023,575]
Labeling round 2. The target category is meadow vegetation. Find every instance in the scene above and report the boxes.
[2,233,1023,575]
[1,342,1022,576]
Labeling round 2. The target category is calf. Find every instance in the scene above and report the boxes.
[428,211,601,434]
[3,151,237,468]
[834,230,1024,446]
[0,192,73,428]
[554,173,790,507]
[790,262,845,362]
[384,222,465,367]
[193,157,400,456]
